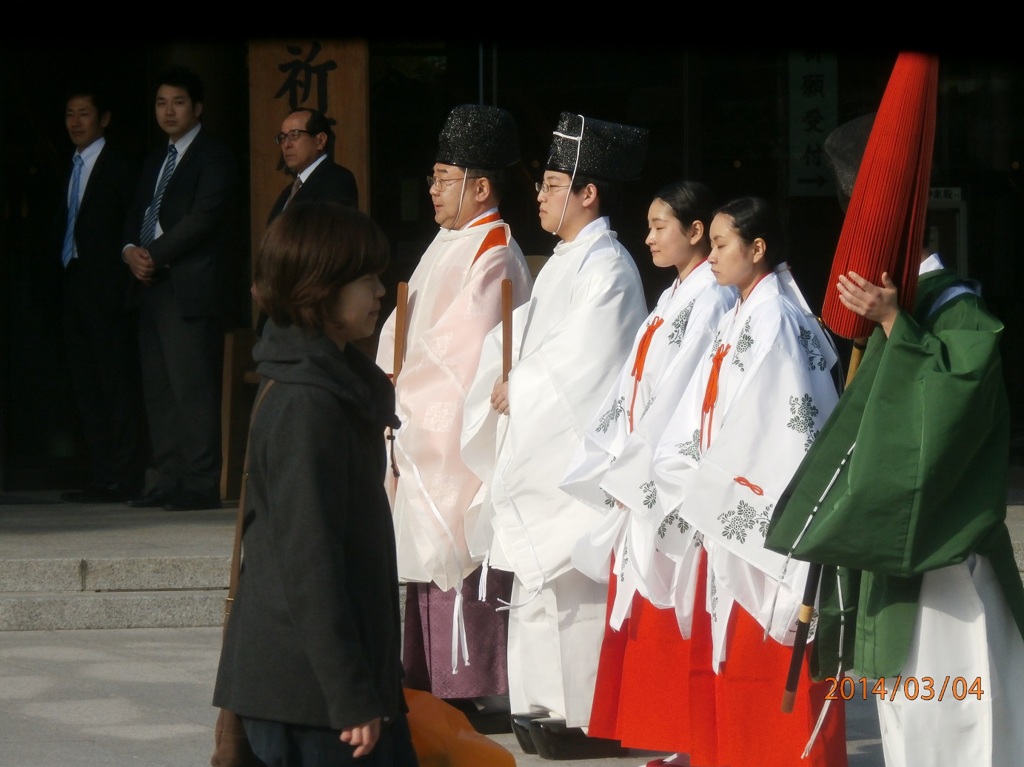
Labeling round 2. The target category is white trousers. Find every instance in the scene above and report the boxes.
[877,555,1024,767]
[506,568,606,728]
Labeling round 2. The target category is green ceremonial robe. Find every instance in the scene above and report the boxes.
[764,267,1024,679]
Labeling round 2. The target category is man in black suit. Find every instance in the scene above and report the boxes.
[57,82,143,503]
[267,108,358,223]
[257,107,359,335]
[122,66,237,512]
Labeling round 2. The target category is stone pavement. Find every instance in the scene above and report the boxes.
[1,477,1021,766]
[0,623,884,767]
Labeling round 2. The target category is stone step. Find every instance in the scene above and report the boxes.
[0,492,1021,633]
[0,589,226,631]
[0,552,408,632]
[0,555,230,631]
[0,555,229,593]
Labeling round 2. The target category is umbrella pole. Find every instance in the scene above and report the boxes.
[781,335,865,712]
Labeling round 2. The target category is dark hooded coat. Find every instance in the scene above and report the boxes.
[213,320,405,730]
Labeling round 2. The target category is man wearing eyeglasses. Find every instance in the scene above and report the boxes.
[267,108,358,223]
[375,104,532,725]
[463,112,648,758]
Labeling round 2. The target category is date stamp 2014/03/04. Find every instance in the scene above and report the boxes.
[824,676,985,702]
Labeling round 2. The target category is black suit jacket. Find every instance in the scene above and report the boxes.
[124,128,237,317]
[267,157,358,224]
[55,142,138,313]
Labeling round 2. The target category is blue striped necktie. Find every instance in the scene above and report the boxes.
[140,144,178,247]
[61,154,84,267]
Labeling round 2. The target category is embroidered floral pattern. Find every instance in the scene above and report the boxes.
[732,319,754,371]
[595,396,625,433]
[640,394,656,421]
[717,499,772,544]
[658,509,690,538]
[667,299,696,346]
[708,330,724,360]
[603,491,616,509]
[799,327,828,371]
[758,502,774,538]
[675,428,701,461]
[788,393,820,451]
[640,481,658,509]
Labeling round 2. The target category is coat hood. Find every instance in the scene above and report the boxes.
[254,320,399,429]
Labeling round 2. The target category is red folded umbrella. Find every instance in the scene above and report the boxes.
[820,51,939,340]
[782,50,939,716]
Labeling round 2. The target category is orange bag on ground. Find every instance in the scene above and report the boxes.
[403,688,516,767]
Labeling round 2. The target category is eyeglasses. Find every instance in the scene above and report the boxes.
[426,175,480,190]
[535,181,572,194]
[274,129,313,145]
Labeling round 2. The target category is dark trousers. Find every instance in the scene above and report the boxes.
[137,278,222,498]
[242,715,418,767]
[62,279,143,489]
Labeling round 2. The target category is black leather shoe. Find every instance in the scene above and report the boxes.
[127,488,176,508]
[163,491,222,511]
[528,717,629,760]
[511,713,547,754]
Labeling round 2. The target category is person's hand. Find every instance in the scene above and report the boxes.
[340,717,381,758]
[124,246,156,284]
[837,270,899,337]
[490,377,510,416]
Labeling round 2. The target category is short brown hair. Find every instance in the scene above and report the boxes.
[254,202,389,329]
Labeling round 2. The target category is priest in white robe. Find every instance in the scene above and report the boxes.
[462,113,648,753]
[376,105,532,708]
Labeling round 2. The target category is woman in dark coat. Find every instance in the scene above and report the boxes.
[213,201,417,766]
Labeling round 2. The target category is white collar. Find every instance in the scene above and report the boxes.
[297,153,328,184]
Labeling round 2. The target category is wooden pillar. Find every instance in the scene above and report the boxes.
[220,40,370,500]
[248,39,370,301]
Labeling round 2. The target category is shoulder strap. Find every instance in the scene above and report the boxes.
[473,222,508,265]
[223,378,276,629]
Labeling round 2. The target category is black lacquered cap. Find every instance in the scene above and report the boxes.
[545,112,649,181]
[824,112,875,200]
[436,104,520,170]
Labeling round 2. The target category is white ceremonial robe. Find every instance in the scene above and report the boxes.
[601,265,840,668]
[462,216,647,726]
[377,212,532,590]
[876,555,1024,767]
[560,261,737,631]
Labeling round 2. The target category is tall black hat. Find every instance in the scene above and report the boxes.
[545,112,648,182]
[435,104,520,170]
